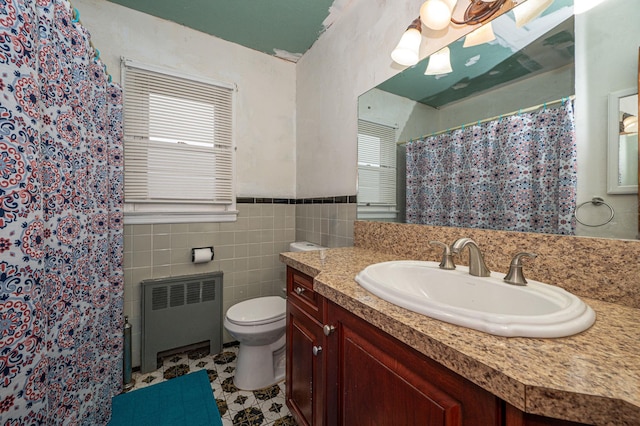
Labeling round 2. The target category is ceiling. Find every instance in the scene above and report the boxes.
[106,0,345,62]
[106,0,574,106]
[377,0,574,108]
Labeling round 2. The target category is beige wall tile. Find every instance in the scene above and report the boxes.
[214,231,235,246]
[170,223,189,233]
[132,250,152,268]
[188,222,219,233]
[152,224,171,234]
[152,249,171,266]
[152,234,171,250]
[171,233,189,249]
[131,224,152,235]
[132,235,152,251]
[125,204,295,366]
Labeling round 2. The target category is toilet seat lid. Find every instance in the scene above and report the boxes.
[226,296,286,326]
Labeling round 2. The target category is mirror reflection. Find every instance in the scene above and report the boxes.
[357,0,640,240]
[610,92,638,190]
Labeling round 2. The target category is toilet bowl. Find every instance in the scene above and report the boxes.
[224,296,286,390]
[223,241,326,390]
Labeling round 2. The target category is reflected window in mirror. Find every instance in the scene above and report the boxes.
[607,89,638,194]
[357,120,398,221]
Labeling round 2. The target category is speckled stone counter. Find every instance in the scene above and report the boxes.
[280,247,640,425]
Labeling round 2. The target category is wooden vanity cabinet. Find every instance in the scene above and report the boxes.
[286,267,589,426]
[327,301,501,425]
[286,267,327,426]
[504,405,588,426]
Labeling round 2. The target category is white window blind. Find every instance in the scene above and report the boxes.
[357,120,397,206]
[122,61,235,209]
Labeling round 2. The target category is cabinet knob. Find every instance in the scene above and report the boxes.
[312,345,322,356]
[294,286,305,295]
[323,324,336,336]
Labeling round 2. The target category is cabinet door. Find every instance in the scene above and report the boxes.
[504,404,589,426]
[286,301,325,426]
[328,302,500,426]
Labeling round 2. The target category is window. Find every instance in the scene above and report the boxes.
[121,60,236,223]
[357,119,397,220]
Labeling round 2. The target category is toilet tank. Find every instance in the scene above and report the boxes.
[289,241,326,252]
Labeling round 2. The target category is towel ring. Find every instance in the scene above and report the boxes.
[574,197,614,227]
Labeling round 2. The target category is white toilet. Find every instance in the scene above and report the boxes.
[223,241,325,390]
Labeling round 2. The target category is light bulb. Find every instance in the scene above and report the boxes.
[425,47,453,75]
[391,20,422,66]
[514,0,554,28]
[420,0,457,31]
[463,22,496,47]
[623,116,638,133]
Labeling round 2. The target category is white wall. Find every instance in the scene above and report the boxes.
[75,0,297,198]
[574,0,639,239]
[358,88,436,144]
[295,0,496,198]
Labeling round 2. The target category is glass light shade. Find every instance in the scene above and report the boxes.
[425,47,453,75]
[391,28,422,66]
[463,22,496,47]
[514,0,554,28]
[420,0,457,31]
[623,116,638,133]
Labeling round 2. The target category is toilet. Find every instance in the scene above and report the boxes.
[224,241,325,390]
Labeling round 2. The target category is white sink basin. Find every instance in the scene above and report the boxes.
[355,261,595,338]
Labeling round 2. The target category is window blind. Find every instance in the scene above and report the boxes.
[122,62,234,204]
[357,120,397,206]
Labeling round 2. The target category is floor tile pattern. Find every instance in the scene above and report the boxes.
[129,344,297,426]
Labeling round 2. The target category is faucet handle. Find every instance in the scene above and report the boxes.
[504,252,537,286]
[429,241,456,270]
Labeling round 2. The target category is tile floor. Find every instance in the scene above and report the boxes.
[129,344,297,426]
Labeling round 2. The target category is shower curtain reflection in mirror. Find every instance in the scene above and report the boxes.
[406,100,577,235]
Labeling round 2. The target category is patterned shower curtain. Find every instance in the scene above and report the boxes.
[406,100,576,235]
[0,1,124,424]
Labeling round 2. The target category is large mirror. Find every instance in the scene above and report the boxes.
[357,0,640,240]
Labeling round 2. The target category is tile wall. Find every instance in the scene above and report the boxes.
[124,197,357,367]
[124,202,296,367]
[295,199,357,248]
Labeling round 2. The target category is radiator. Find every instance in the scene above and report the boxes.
[140,272,223,374]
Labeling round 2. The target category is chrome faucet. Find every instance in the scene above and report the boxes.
[450,238,491,277]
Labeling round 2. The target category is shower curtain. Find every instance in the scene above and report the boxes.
[0,1,124,424]
[406,101,576,235]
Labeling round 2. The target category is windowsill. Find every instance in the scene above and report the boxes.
[124,202,238,224]
[124,212,239,225]
[357,205,398,221]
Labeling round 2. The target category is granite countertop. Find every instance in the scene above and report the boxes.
[280,247,640,426]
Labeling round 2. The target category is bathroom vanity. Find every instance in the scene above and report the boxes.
[282,246,640,426]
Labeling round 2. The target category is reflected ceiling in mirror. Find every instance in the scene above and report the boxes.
[378,0,573,108]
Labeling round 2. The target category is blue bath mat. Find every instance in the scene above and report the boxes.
[109,369,222,426]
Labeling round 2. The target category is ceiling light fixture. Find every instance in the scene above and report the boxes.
[463,22,496,47]
[425,47,453,75]
[420,0,457,31]
[392,0,512,66]
[390,17,423,66]
[514,0,554,27]
[450,0,508,26]
[623,116,638,134]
